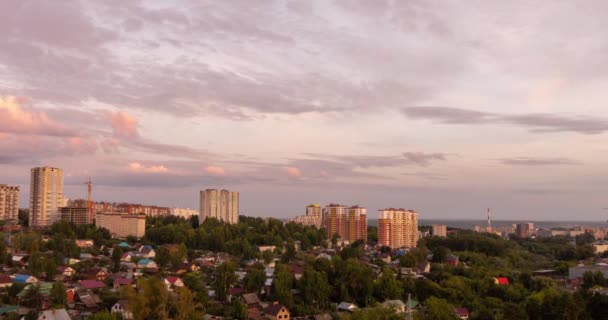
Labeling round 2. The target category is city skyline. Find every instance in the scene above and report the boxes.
[2,1,608,220]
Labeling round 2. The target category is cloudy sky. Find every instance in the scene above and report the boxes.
[1,0,608,221]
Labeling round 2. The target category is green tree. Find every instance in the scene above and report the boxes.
[156,246,171,269]
[299,267,330,308]
[375,267,403,301]
[50,281,67,307]
[262,250,275,265]
[214,262,237,302]
[170,243,188,267]
[419,297,457,320]
[244,264,266,293]
[21,284,42,309]
[172,286,198,320]
[272,264,294,308]
[122,283,150,320]
[112,247,123,272]
[88,310,118,320]
[183,272,208,306]
[232,299,247,320]
[45,258,57,281]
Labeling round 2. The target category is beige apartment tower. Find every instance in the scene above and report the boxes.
[432,224,448,237]
[199,189,239,224]
[29,167,64,228]
[378,208,419,248]
[0,184,19,221]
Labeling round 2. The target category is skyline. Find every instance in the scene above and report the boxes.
[2,1,608,220]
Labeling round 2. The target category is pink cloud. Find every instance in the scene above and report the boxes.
[65,137,98,155]
[100,137,120,154]
[0,95,72,136]
[286,166,302,178]
[107,111,139,138]
[206,166,226,175]
[128,162,169,173]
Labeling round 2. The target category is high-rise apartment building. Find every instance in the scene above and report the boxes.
[290,204,322,228]
[96,212,146,238]
[199,189,239,224]
[515,223,534,238]
[378,208,419,248]
[60,207,91,225]
[0,184,19,221]
[431,224,447,237]
[321,204,367,242]
[29,167,64,228]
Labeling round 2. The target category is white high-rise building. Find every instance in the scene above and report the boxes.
[29,167,64,228]
[0,184,19,221]
[199,189,239,224]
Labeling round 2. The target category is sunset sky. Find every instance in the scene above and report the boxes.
[1,0,608,220]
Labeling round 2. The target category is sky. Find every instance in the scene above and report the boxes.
[1,0,608,221]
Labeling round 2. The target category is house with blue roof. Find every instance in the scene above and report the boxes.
[137,259,158,270]
[13,274,38,284]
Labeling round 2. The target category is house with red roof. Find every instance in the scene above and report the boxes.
[78,280,106,290]
[264,302,290,320]
[494,277,509,285]
[454,307,470,319]
[113,277,134,289]
[0,275,13,288]
[163,276,184,290]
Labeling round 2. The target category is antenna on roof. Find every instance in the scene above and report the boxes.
[487,208,492,229]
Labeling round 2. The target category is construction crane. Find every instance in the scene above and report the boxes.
[84,177,93,221]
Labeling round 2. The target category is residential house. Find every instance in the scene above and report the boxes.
[172,262,200,274]
[83,268,109,281]
[337,302,358,313]
[241,293,261,319]
[121,253,134,262]
[163,276,184,290]
[0,275,13,288]
[264,302,290,320]
[137,259,158,270]
[78,280,106,290]
[446,254,459,267]
[138,246,156,259]
[14,274,38,284]
[454,307,470,320]
[75,289,102,311]
[12,254,28,266]
[111,300,133,320]
[113,277,133,289]
[494,277,509,285]
[290,265,304,281]
[417,261,431,274]
[18,282,52,309]
[37,308,71,320]
[75,240,94,248]
[57,266,75,278]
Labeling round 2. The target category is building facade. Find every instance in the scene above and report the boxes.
[91,202,170,217]
[515,223,534,238]
[29,167,64,228]
[96,212,146,238]
[60,207,91,225]
[199,189,239,224]
[378,208,419,248]
[0,184,19,221]
[431,224,447,237]
[171,208,198,219]
[289,204,322,228]
[321,204,367,242]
